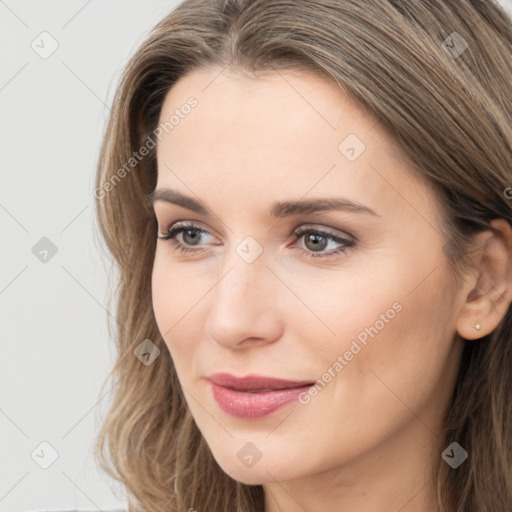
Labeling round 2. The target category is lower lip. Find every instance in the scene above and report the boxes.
[209,381,313,419]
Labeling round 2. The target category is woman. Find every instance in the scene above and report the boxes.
[93,0,512,511]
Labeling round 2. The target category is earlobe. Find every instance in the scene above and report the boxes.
[455,218,512,340]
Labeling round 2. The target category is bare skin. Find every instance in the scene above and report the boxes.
[150,66,512,512]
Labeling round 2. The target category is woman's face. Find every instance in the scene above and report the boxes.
[151,67,466,491]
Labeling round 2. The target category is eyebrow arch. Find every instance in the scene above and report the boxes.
[147,188,380,218]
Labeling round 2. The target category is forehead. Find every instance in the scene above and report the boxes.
[155,66,436,222]
[157,67,377,152]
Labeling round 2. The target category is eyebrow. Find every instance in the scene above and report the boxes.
[147,188,380,218]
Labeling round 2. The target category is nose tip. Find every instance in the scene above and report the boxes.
[206,312,282,350]
[205,262,283,350]
[208,330,271,349]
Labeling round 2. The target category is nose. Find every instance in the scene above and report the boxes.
[205,247,283,350]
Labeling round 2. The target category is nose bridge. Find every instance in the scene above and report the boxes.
[215,228,266,285]
[214,235,267,309]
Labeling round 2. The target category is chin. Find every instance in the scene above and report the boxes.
[211,449,301,485]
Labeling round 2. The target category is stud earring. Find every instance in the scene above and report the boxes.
[475,321,481,330]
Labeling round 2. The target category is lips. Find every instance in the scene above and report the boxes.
[207,373,315,419]
[207,373,315,391]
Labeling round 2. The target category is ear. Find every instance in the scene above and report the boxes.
[456,218,512,340]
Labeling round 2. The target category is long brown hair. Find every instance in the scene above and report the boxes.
[93,1,512,510]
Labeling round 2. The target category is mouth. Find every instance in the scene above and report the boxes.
[206,373,316,419]
[207,372,315,390]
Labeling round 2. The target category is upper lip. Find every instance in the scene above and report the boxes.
[207,372,315,391]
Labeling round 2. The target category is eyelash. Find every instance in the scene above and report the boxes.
[157,221,356,259]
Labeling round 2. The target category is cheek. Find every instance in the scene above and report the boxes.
[151,250,206,334]
[288,268,457,460]
[299,258,456,393]
[333,269,457,410]
[299,286,404,376]
[151,251,211,368]
[281,263,402,354]
[151,254,174,337]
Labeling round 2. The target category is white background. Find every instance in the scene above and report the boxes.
[1,1,511,511]
[1,2,180,511]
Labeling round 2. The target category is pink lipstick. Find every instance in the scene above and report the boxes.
[207,373,314,419]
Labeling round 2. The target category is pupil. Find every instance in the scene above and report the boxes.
[184,230,200,245]
[306,234,327,251]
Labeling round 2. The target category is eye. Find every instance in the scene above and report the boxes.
[158,222,215,254]
[292,226,356,258]
[157,221,356,259]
